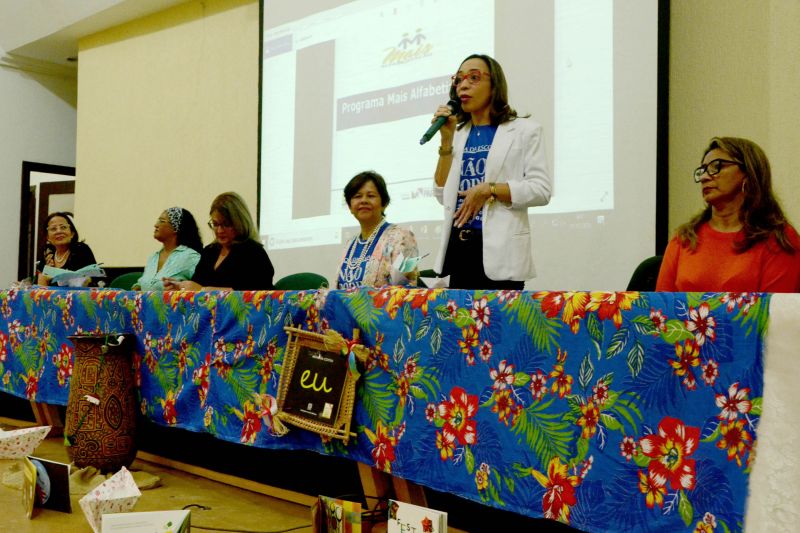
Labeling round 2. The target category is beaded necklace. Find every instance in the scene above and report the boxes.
[54,249,70,266]
[339,221,388,287]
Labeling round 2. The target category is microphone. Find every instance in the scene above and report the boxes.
[419,99,461,145]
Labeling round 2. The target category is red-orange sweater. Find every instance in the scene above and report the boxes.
[656,223,800,292]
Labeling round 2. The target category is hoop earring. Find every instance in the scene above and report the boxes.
[741,181,747,194]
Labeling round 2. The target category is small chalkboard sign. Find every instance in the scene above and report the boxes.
[282,345,348,425]
[276,327,367,443]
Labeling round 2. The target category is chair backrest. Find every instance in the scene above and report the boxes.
[108,271,143,290]
[626,256,663,291]
[274,272,329,290]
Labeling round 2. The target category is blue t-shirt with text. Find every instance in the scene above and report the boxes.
[456,124,497,230]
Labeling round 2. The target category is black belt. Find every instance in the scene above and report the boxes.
[455,228,481,241]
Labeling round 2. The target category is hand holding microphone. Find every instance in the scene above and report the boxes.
[419,99,461,145]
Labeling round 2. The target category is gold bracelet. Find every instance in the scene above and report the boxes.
[438,145,453,156]
[489,182,497,203]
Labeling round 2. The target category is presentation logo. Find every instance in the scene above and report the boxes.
[383,29,433,66]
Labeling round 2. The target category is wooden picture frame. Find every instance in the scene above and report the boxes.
[276,327,364,443]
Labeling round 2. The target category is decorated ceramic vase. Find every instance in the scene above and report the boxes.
[64,334,137,472]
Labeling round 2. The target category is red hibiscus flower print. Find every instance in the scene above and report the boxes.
[364,420,397,472]
[639,416,700,491]
[717,419,752,467]
[701,360,719,386]
[531,456,581,523]
[489,359,515,390]
[529,370,548,401]
[234,400,262,444]
[471,297,490,330]
[437,386,479,446]
[576,400,600,439]
[620,436,637,461]
[686,303,716,346]
[670,339,700,391]
[587,291,638,329]
[715,382,752,421]
[550,364,573,398]
[160,390,178,425]
[638,469,667,509]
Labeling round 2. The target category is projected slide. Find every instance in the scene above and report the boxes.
[260,0,659,292]
[260,0,614,251]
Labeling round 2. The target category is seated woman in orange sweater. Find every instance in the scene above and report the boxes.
[656,136,800,292]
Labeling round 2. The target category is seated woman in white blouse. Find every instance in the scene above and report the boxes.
[134,207,203,290]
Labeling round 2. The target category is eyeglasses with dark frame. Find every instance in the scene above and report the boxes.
[207,220,232,230]
[693,159,741,183]
[451,69,491,87]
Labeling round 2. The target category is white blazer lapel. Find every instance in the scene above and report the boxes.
[485,122,515,183]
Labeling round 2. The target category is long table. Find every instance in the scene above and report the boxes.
[1,287,797,532]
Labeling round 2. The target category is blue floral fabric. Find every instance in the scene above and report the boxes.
[0,287,767,532]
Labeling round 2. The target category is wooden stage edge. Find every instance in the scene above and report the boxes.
[135,450,319,507]
[20,405,468,531]
[137,452,467,533]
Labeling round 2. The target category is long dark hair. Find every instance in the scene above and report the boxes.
[677,137,795,253]
[450,53,522,128]
[174,208,203,252]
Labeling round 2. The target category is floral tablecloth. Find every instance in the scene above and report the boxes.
[0,287,768,532]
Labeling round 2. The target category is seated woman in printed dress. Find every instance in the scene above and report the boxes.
[134,207,203,290]
[336,171,419,289]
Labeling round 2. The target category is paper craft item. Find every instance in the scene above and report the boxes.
[420,275,449,289]
[312,495,362,533]
[102,510,190,532]
[390,252,429,285]
[388,499,447,533]
[391,252,427,274]
[0,426,51,459]
[79,467,141,533]
[43,264,106,285]
[27,456,72,513]
[21,457,36,519]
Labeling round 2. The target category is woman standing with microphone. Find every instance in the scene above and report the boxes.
[432,53,551,290]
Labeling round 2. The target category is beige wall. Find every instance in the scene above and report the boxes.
[76,0,258,266]
[74,0,800,267]
[668,0,800,239]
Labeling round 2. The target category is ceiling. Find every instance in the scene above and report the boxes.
[0,0,187,70]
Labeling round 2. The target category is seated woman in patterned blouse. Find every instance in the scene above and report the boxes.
[134,207,203,290]
[336,171,419,289]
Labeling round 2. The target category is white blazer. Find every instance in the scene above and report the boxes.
[433,117,551,281]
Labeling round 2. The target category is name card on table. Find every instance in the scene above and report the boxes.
[276,327,367,444]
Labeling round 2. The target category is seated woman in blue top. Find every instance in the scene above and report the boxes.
[36,212,97,286]
[163,192,275,291]
[133,207,202,290]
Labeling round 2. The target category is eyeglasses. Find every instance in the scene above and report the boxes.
[693,159,740,183]
[207,220,232,230]
[451,69,490,87]
[47,224,71,233]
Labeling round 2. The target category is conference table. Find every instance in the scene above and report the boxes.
[1,286,797,532]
